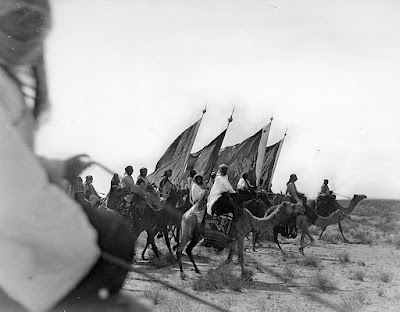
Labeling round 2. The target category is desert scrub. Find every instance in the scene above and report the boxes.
[323,232,341,244]
[351,229,374,245]
[351,269,366,281]
[149,251,176,269]
[378,270,393,283]
[302,255,321,267]
[394,236,400,249]
[338,250,351,263]
[309,271,337,292]
[284,266,296,278]
[192,264,248,291]
[143,287,167,305]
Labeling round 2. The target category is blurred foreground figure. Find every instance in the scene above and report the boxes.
[0,1,151,311]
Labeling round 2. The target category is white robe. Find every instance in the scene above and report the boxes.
[206,175,235,215]
[121,174,135,203]
[0,66,99,312]
[191,183,206,204]
[191,183,207,223]
[237,177,251,191]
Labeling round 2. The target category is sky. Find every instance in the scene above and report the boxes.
[36,0,400,199]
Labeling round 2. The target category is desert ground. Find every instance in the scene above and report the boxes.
[123,199,400,312]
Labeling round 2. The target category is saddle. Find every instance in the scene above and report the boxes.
[203,212,234,250]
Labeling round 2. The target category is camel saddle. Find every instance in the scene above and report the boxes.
[203,212,233,250]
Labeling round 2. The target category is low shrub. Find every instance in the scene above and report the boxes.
[302,255,321,267]
[338,251,351,263]
[351,269,366,281]
[352,230,374,245]
[149,252,176,269]
[192,265,249,292]
[143,287,167,305]
[323,232,341,244]
[309,271,337,292]
[284,266,296,278]
[394,237,400,250]
[378,271,393,283]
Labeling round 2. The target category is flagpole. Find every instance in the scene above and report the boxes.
[179,107,207,183]
[255,114,274,187]
[267,127,287,191]
[226,105,235,130]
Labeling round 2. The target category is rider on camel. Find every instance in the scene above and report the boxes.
[206,164,236,216]
[286,174,305,206]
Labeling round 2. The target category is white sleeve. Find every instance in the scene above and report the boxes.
[237,178,245,190]
[223,178,236,193]
[0,109,100,312]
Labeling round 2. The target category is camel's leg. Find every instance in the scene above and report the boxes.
[147,229,160,259]
[297,216,313,256]
[318,226,327,240]
[299,231,306,256]
[185,230,201,274]
[237,238,246,275]
[162,227,173,254]
[175,224,181,246]
[274,230,283,253]
[252,232,258,252]
[338,222,350,243]
[224,240,235,265]
[141,241,150,260]
[176,216,194,279]
[176,242,185,279]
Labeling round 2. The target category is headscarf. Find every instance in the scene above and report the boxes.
[0,0,51,119]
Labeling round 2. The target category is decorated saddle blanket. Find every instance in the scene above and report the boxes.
[203,212,233,250]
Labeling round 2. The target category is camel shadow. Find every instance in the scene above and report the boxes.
[243,280,292,293]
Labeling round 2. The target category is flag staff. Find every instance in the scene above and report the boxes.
[202,103,207,116]
[266,126,287,192]
[226,105,235,129]
[179,107,207,183]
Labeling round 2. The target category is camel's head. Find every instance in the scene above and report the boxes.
[353,194,367,202]
[280,201,305,218]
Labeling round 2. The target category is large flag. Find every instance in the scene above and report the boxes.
[214,129,263,188]
[255,121,272,186]
[185,129,227,183]
[259,139,284,190]
[148,117,203,186]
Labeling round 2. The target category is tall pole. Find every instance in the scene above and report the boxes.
[179,107,207,183]
[267,127,287,191]
[226,105,235,130]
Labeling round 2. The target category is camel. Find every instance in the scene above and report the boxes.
[315,194,367,242]
[263,194,367,255]
[297,209,350,255]
[176,194,304,279]
[140,190,191,258]
[110,187,189,259]
[244,199,271,251]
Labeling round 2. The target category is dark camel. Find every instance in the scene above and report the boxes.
[113,187,190,259]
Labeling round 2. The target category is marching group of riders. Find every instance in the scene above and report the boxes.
[72,161,335,227]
